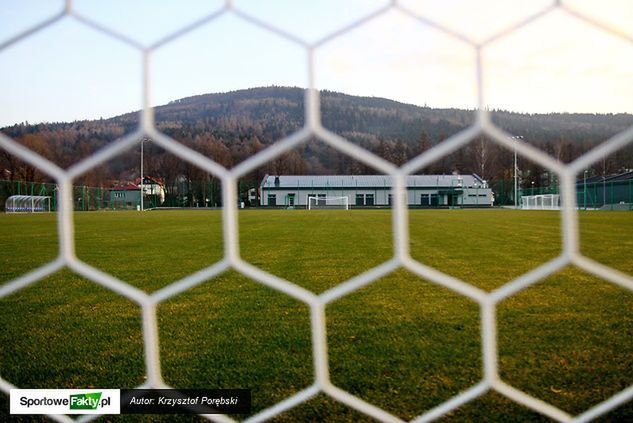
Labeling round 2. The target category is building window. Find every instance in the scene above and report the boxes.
[422,193,439,206]
[355,193,374,206]
[267,194,276,206]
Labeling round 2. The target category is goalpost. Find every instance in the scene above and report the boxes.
[521,194,560,210]
[307,195,349,210]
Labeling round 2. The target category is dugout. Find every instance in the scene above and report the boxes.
[5,195,51,213]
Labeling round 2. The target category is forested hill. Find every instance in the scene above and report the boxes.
[148,86,632,148]
[2,86,632,187]
[153,86,471,142]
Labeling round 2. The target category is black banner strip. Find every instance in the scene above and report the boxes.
[120,389,251,414]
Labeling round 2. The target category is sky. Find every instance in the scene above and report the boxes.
[0,0,631,127]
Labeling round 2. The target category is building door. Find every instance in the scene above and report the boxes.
[287,193,295,208]
[447,193,461,208]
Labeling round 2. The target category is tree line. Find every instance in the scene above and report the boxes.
[1,87,632,206]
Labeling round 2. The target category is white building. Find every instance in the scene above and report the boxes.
[259,174,493,208]
[137,176,166,205]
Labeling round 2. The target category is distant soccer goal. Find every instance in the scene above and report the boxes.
[521,194,560,210]
[307,195,349,210]
[5,195,51,213]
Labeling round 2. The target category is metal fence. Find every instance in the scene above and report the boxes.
[576,180,633,210]
[1,1,632,422]
[3,177,630,212]
[489,179,561,206]
[490,179,633,209]
[0,180,161,211]
[0,180,58,210]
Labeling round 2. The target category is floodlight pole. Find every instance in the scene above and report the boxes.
[140,139,144,212]
[512,136,521,209]
[514,146,517,208]
[511,135,524,209]
[603,171,606,207]
[584,170,588,210]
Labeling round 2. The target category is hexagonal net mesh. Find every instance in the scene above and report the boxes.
[1,1,633,422]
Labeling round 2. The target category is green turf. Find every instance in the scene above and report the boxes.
[0,209,632,422]
[409,209,563,290]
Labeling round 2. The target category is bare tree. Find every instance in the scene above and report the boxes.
[470,136,495,179]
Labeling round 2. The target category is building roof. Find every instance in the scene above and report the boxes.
[110,176,165,192]
[605,171,633,182]
[261,174,486,189]
[134,176,165,186]
[577,170,633,184]
[110,182,139,191]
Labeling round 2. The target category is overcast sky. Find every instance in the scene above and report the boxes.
[0,0,631,127]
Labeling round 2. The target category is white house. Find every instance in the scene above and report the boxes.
[136,176,166,205]
[110,176,166,209]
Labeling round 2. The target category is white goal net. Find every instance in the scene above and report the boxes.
[521,194,560,210]
[2,2,633,423]
[307,196,349,210]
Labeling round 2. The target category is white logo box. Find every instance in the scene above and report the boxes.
[10,389,120,415]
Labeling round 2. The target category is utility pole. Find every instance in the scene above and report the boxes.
[584,170,588,210]
[512,136,523,209]
[514,147,517,208]
[140,139,144,211]
[140,138,149,211]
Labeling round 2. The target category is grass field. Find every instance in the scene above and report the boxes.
[0,209,632,422]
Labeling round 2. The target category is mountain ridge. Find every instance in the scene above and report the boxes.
[4,86,632,143]
[1,87,632,197]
